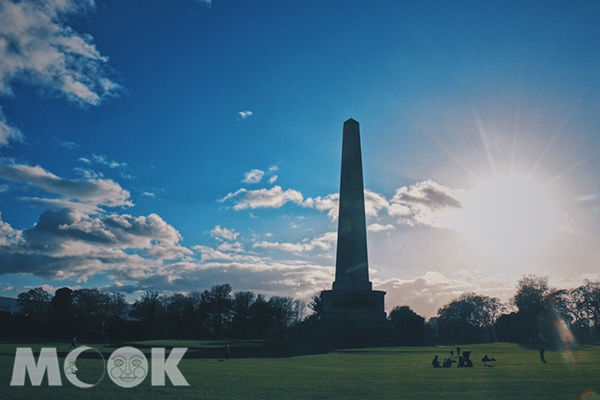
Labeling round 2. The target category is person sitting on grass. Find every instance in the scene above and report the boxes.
[457,355,465,368]
[432,355,441,368]
[443,358,455,368]
[481,355,497,367]
[463,350,473,368]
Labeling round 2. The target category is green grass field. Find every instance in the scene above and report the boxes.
[0,340,598,399]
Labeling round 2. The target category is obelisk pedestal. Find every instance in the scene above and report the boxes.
[321,119,386,324]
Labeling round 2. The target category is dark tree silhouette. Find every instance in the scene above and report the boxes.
[71,288,113,339]
[202,284,234,338]
[268,296,304,340]
[232,291,255,338]
[438,293,502,342]
[17,287,51,317]
[16,287,51,334]
[130,290,164,339]
[51,287,75,336]
[496,312,528,342]
[512,275,551,342]
[163,293,197,338]
[307,292,323,322]
[250,294,272,338]
[389,306,425,339]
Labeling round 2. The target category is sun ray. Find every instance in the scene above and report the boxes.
[426,132,482,183]
[510,87,522,176]
[542,149,600,189]
[529,97,583,179]
[473,111,498,178]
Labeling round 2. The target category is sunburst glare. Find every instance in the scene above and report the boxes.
[446,175,557,259]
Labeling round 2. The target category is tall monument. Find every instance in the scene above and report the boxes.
[321,119,386,323]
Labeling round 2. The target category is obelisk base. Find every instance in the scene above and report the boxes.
[321,289,386,323]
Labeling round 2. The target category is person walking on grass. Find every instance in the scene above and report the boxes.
[540,346,546,363]
[69,335,77,350]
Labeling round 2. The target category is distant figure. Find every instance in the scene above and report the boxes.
[463,350,473,367]
[481,355,497,367]
[450,349,454,358]
[443,358,455,368]
[432,355,441,368]
[225,344,230,361]
[457,355,465,368]
[457,346,461,357]
[69,335,77,350]
[540,346,546,363]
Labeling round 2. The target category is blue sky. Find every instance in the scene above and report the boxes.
[1,0,600,317]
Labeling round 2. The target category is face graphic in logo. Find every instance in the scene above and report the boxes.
[65,358,77,375]
[107,347,148,388]
[64,346,105,389]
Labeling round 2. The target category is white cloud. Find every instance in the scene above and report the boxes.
[367,223,395,233]
[60,141,78,149]
[0,0,121,106]
[216,241,244,253]
[192,245,258,263]
[269,175,278,184]
[0,162,132,209]
[242,169,264,184]
[253,231,336,254]
[218,188,247,203]
[0,108,23,147]
[79,154,126,169]
[304,193,339,220]
[220,179,464,231]
[210,225,239,241]
[364,189,390,218]
[304,189,390,221]
[268,165,279,173]
[0,211,22,246]
[390,180,463,227]
[238,111,253,119]
[74,167,103,179]
[0,209,192,281]
[221,185,305,210]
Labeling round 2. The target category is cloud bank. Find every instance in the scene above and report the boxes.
[0,162,132,211]
[0,0,121,106]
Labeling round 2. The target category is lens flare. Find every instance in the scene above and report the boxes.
[580,391,600,400]
[548,301,577,363]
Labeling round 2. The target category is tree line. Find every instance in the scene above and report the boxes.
[3,275,600,344]
[387,275,600,344]
[1,284,305,342]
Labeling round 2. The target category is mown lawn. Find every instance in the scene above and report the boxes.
[0,340,598,400]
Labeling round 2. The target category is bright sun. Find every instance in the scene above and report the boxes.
[451,176,557,259]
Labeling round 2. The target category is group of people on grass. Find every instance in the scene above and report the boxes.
[432,346,496,368]
[432,345,549,368]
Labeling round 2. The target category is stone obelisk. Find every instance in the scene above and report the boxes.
[321,119,386,323]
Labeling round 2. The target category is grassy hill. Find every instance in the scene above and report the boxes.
[0,340,598,399]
